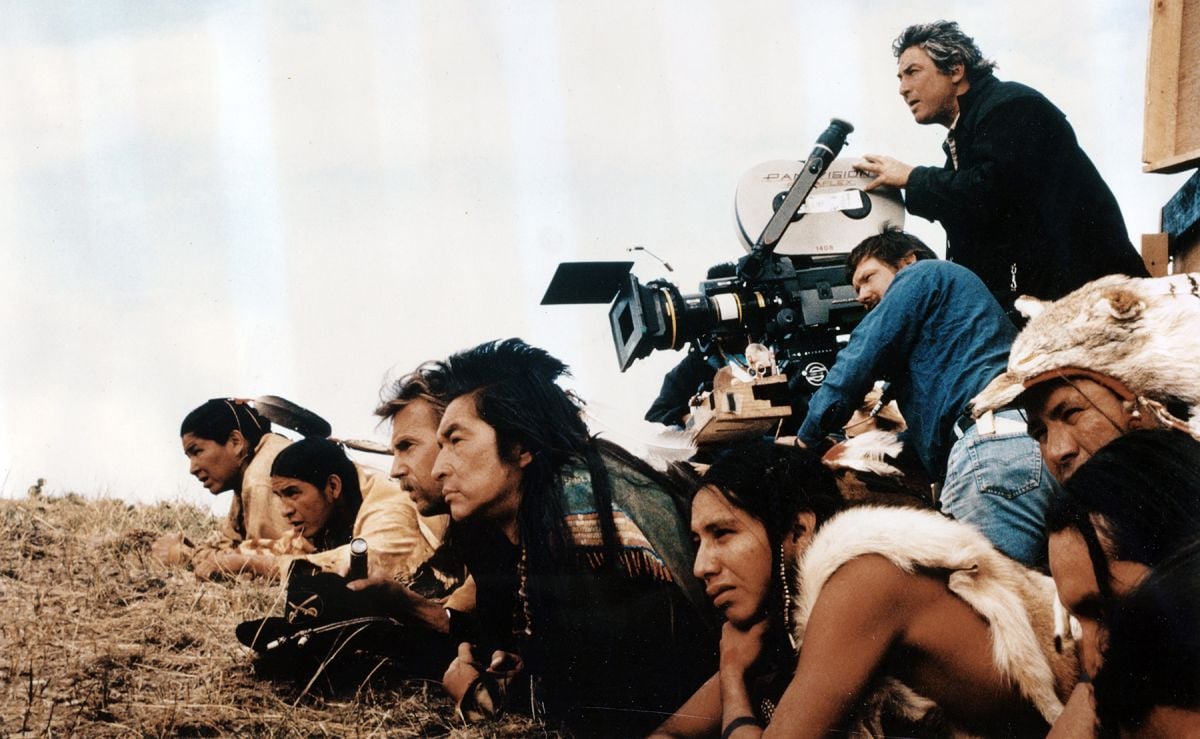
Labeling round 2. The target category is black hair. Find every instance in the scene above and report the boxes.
[270,437,363,548]
[893,20,997,82]
[699,440,844,536]
[697,440,844,639]
[180,398,271,448]
[846,226,938,281]
[1094,539,1200,733]
[1048,429,1200,608]
[441,338,591,504]
[439,339,619,599]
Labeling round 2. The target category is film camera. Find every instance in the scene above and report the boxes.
[542,120,905,442]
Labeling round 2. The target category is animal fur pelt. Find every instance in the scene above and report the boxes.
[792,506,1078,735]
[823,430,905,477]
[822,431,935,509]
[971,273,1200,437]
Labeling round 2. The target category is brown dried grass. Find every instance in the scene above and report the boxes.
[0,492,552,738]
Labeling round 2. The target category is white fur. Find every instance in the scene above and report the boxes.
[824,430,905,477]
[1014,294,1047,320]
[792,507,1070,731]
[972,273,1200,436]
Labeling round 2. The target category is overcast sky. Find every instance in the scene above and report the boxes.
[0,1,1190,514]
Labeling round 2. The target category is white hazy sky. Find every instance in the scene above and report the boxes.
[0,1,1191,515]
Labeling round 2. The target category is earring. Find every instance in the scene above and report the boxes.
[780,542,796,650]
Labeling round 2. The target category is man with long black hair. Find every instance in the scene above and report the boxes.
[1045,429,1200,734]
[432,338,714,736]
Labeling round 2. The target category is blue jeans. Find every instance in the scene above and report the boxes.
[939,409,1056,569]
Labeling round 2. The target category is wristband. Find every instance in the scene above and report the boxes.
[721,715,763,739]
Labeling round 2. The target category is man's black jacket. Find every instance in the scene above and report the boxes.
[906,73,1148,310]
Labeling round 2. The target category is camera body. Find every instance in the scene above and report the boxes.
[611,158,904,403]
[611,251,858,386]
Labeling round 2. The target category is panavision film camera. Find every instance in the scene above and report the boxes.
[542,119,905,442]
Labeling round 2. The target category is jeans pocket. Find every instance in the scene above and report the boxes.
[964,432,1043,500]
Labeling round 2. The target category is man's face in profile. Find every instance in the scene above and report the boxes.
[1025,378,1132,483]
[850,257,899,311]
[433,395,528,527]
[1048,526,1149,678]
[389,397,448,516]
[181,431,245,495]
[896,45,962,127]
[851,252,917,311]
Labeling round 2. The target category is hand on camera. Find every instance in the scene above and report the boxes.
[855,154,913,191]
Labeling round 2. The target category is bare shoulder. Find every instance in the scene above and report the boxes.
[799,554,947,654]
[820,554,940,607]
[827,554,984,624]
[797,553,1043,734]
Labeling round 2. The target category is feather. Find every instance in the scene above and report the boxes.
[334,438,391,455]
[824,430,904,477]
[253,395,333,438]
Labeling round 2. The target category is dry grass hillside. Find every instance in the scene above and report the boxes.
[0,490,550,738]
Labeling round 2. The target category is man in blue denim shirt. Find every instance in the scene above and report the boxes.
[796,229,1054,567]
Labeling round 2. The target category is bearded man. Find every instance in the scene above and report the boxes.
[793,228,1055,567]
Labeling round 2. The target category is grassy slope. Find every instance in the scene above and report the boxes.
[0,493,549,738]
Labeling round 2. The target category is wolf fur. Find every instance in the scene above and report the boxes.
[791,506,1078,735]
[970,273,1200,436]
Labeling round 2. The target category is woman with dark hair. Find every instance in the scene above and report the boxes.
[1093,540,1200,737]
[654,440,1076,738]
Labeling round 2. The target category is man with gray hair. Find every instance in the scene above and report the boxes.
[854,20,1146,314]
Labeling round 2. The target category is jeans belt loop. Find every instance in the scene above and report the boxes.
[973,409,1027,437]
[953,410,981,439]
[976,409,996,436]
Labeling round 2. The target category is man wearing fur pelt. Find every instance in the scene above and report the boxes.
[971,272,1200,482]
[789,228,1055,567]
[651,442,1077,739]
